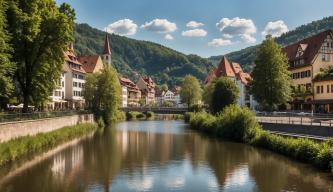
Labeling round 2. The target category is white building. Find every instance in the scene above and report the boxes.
[155,87,183,107]
[121,85,128,107]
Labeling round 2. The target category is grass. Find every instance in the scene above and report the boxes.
[0,123,97,167]
[186,105,333,173]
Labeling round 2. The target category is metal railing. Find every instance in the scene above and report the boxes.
[256,112,333,127]
[0,110,90,123]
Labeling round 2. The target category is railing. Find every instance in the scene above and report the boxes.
[0,110,90,123]
[256,112,333,127]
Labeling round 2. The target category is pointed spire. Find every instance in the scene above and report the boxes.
[215,56,235,77]
[103,32,111,55]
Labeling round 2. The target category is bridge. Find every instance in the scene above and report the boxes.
[121,107,188,114]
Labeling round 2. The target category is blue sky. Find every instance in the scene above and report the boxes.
[56,0,333,57]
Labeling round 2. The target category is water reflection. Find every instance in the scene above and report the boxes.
[0,120,332,192]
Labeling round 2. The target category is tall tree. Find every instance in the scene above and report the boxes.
[180,75,202,107]
[6,0,75,112]
[0,0,15,109]
[210,77,240,114]
[250,36,292,111]
[83,65,121,124]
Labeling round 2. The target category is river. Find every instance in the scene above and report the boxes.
[0,120,332,192]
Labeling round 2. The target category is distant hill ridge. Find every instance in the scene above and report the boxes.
[74,23,214,86]
[209,16,333,71]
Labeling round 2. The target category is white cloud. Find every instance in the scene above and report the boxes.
[141,19,177,33]
[216,17,256,43]
[222,34,233,39]
[164,34,174,40]
[208,38,233,47]
[186,21,204,29]
[105,19,138,36]
[240,34,256,44]
[182,29,207,37]
[262,20,289,37]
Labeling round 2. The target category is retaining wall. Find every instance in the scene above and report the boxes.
[0,114,94,143]
[261,122,333,137]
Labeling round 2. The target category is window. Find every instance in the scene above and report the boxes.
[73,82,78,87]
[328,85,330,93]
[317,86,320,94]
[62,81,64,87]
[322,53,330,62]
[321,86,324,93]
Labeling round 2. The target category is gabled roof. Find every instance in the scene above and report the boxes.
[64,48,86,74]
[283,29,333,66]
[231,62,243,74]
[236,72,251,86]
[103,33,111,55]
[215,56,235,77]
[78,55,103,73]
[119,77,140,92]
[204,69,217,84]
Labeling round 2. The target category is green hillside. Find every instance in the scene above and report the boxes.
[74,23,214,86]
[209,16,333,71]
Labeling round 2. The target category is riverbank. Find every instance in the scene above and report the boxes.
[185,105,333,173]
[0,123,97,167]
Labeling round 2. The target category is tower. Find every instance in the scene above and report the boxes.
[102,32,112,65]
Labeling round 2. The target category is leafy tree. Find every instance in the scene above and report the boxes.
[160,84,168,92]
[180,75,202,107]
[210,77,240,114]
[6,0,75,112]
[0,0,15,109]
[250,36,292,111]
[83,65,121,124]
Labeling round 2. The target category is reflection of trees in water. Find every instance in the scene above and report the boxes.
[2,124,333,192]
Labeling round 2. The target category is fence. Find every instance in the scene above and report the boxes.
[0,110,90,123]
[256,112,333,127]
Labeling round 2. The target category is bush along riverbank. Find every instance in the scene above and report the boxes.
[185,104,333,173]
[0,123,97,167]
[126,111,155,120]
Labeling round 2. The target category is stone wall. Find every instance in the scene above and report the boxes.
[0,114,94,143]
[261,122,333,137]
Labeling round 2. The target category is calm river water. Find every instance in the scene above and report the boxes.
[0,120,333,192]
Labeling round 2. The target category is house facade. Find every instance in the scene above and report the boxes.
[137,77,156,106]
[204,56,257,109]
[283,30,333,113]
[119,77,141,107]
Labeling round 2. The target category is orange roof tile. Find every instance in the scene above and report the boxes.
[78,55,101,73]
[215,56,235,77]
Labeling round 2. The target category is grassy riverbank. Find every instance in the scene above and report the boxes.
[185,105,333,173]
[0,123,97,167]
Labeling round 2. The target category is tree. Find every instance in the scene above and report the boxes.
[210,77,240,114]
[160,84,168,92]
[250,36,292,111]
[180,75,202,107]
[83,65,121,125]
[6,0,75,112]
[0,0,15,109]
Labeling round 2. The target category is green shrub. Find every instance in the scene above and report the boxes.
[126,111,146,120]
[0,123,97,166]
[146,111,155,119]
[215,105,260,142]
[184,112,194,123]
[97,117,105,129]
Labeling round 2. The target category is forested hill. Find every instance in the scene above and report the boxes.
[74,23,214,86]
[209,16,333,71]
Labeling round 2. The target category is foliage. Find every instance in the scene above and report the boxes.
[126,111,146,120]
[5,0,75,111]
[83,65,121,124]
[186,109,333,173]
[0,123,97,166]
[0,0,15,109]
[292,85,311,100]
[250,36,292,111]
[210,77,240,114]
[162,101,174,107]
[188,104,205,112]
[314,66,333,81]
[74,24,214,86]
[145,111,155,119]
[210,16,333,71]
[180,75,202,107]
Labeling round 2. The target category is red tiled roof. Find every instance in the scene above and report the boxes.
[64,49,86,74]
[236,72,251,85]
[215,56,235,77]
[78,55,101,73]
[231,62,243,74]
[204,69,217,84]
[283,30,333,67]
[142,77,156,88]
[119,77,140,92]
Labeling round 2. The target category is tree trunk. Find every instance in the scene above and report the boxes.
[23,91,29,113]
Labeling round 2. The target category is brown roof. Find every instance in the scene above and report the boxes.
[231,62,243,74]
[215,56,235,77]
[64,49,86,74]
[119,77,140,92]
[236,72,251,85]
[283,30,333,67]
[78,55,101,73]
[103,33,111,55]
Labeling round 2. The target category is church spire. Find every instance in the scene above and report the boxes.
[103,32,111,55]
